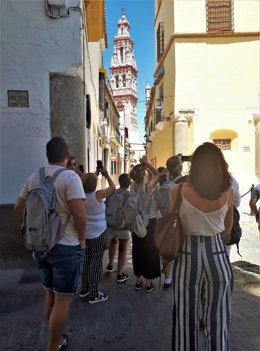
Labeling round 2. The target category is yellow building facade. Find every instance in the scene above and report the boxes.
[146,0,260,177]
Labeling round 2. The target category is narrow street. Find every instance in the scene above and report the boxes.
[0,192,259,351]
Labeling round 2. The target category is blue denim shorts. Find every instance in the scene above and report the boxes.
[34,244,85,295]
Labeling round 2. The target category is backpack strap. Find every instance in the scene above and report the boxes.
[49,168,71,232]
[39,167,46,183]
[49,168,68,185]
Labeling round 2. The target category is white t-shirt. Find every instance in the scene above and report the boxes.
[19,165,86,246]
[84,191,107,239]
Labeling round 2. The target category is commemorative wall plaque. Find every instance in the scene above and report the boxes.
[8,90,29,107]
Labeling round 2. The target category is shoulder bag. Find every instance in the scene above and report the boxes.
[154,183,184,261]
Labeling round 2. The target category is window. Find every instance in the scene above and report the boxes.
[207,0,233,33]
[86,94,91,129]
[157,22,164,61]
[213,139,231,150]
[99,72,105,110]
[120,47,124,63]
[115,75,119,88]
[110,161,117,175]
[122,74,126,87]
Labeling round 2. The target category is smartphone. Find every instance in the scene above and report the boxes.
[181,155,191,162]
[96,160,103,170]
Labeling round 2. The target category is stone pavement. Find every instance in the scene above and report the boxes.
[0,185,260,351]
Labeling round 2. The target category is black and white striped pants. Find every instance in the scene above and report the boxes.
[172,233,233,351]
[81,231,106,298]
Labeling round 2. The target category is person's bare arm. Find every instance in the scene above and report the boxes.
[170,184,179,213]
[68,198,87,248]
[14,197,26,222]
[249,198,259,220]
[96,169,115,201]
[146,168,168,195]
[224,188,234,235]
[140,155,159,176]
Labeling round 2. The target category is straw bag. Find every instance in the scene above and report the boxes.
[155,183,184,261]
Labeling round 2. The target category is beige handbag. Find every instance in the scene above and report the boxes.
[154,183,184,261]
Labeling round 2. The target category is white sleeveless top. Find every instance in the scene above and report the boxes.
[84,191,107,239]
[179,191,229,237]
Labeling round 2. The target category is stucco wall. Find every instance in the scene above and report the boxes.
[0,0,84,204]
[174,38,259,175]
[173,0,260,33]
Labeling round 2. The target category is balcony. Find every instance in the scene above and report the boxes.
[100,125,109,143]
[110,127,122,147]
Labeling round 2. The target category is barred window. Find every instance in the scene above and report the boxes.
[213,139,231,150]
[157,22,164,62]
[207,0,233,33]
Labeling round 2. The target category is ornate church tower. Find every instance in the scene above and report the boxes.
[110,9,139,165]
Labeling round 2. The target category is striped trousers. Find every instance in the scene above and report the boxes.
[172,234,233,351]
[81,231,106,298]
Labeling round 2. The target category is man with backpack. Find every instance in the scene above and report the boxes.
[15,137,86,351]
[105,173,132,283]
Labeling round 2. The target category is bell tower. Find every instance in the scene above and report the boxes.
[110,9,139,154]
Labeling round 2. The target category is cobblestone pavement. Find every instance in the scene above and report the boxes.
[0,181,259,351]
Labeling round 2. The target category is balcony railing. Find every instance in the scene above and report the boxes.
[110,127,122,146]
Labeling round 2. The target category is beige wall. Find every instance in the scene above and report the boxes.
[148,124,174,168]
[149,0,260,176]
[174,0,206,33]
[234,0,260,32]
[174,38,259,174]
[173,0,260,33]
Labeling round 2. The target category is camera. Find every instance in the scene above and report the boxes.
[96,160,103,170]
[181,155,191,162]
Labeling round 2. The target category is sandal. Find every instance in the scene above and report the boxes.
[58,334,68,350]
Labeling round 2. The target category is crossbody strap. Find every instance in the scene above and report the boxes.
[173,183,184,216]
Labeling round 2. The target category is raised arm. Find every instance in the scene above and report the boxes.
[140,155,159,176]
[96,169,116,202]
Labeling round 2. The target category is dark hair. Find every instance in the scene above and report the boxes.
[188,142,231,200]
[46,137,69,163]
[157,167,165,173]
[129,164,146,184]
[67,156,76,167]
[78,164,84,173]
[119,173,131,188]
[166,155,182,177]
[81,173,98,193]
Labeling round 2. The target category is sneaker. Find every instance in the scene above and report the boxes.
[117,272,130,283]
[135,280,143,290]
[88,291,108,304]
[58,334,68,350]
[163,282,171,290]
[79,290,90,298]
[106,264,113,272]
[145,282,155,293]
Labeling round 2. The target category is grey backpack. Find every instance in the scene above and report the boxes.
[105,190,126,230]
[21,167,70,253]
[123,192,149,238]
[157,175,183,216]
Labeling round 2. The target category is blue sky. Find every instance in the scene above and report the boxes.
[104,0,155,143]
